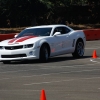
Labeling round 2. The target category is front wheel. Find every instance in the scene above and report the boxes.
[39,44,49,62]
[72,40,84,58]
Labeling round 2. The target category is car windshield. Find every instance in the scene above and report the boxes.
[17,27,52,38]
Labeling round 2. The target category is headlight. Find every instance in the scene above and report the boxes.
[0,46,4,50]
[23,44,34,48]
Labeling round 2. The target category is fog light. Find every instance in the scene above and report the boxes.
[29,51,34,55]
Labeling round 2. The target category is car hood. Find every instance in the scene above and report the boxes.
[0,36,47,46]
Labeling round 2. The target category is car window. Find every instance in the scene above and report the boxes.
[17,28,52,38]
[64,27,71,33]
[53,27,71,35]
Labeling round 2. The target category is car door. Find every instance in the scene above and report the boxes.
[52,26,72,54]
[49,32,62,56]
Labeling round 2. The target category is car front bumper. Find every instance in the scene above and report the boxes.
[0,48,40,61]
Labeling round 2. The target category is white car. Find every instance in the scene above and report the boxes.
[0,25,86,64]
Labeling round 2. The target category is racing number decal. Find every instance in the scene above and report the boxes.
[51,43,55,53]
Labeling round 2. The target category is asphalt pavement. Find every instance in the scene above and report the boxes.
[0,40,100,100]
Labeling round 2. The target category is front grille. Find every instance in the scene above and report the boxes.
[1,54,27,58]
[5,45,23,50]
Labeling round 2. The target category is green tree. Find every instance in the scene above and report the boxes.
[0,0,100,27]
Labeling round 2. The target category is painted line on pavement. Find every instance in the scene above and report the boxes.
[0,58,99,81]
[90,58,100,63]
[0,60,98,74]
[24,77,100,86]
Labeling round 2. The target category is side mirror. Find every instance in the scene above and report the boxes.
[14,34,18,38]
[53,32,61,36]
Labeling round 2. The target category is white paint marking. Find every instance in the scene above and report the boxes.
[86,47,100,49]
[0,60,99,74]
[0,67,100,81]
[0,90,40,92]
[24,79,75,85]
[24,77,100,86]
[0,56,100,81]
[90,59,98,62]
[90,58,100,63]
[22,69,100,78]
[0,78,10,80]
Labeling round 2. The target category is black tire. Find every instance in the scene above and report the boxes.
[2,61,11,64]
[72,40,84,58]
[39,44,49,62]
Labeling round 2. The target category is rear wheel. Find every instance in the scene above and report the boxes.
[72,40,84,58]
[2,61,11,64]
[39,44,49,62]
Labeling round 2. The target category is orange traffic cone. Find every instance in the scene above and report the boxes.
[40,89,46,100]
[92,50,98,58]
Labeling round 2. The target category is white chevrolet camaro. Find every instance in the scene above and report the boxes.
[0,25,86,64]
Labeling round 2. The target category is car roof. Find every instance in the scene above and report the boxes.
[26,24,69,29]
